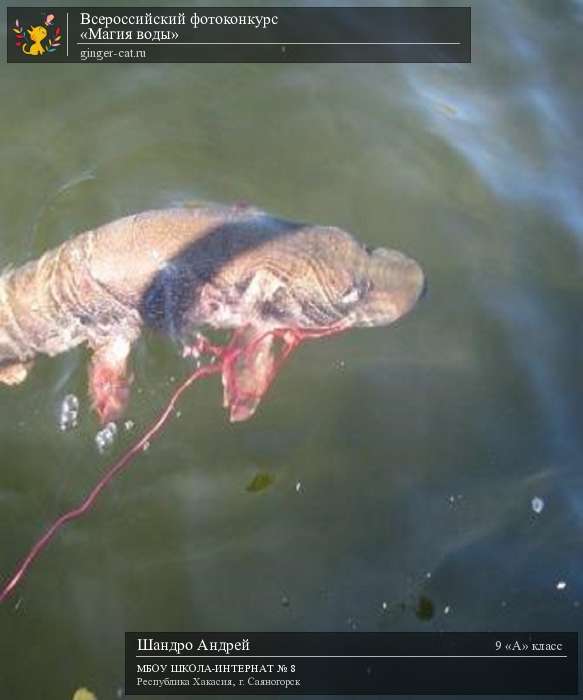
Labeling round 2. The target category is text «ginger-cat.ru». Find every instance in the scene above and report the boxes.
[80,48,146,61]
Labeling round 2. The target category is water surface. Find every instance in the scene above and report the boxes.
[1,1,582,697]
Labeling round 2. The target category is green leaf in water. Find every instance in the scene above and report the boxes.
[246,472,275,493]
[415,595,435,621]
[72,689,97,700]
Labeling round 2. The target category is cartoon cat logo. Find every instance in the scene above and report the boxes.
[12,14,61,56]
[22,25,48,56]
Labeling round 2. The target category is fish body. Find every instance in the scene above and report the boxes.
[0,203,425,422]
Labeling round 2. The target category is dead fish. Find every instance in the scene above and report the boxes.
[0,203,425,423]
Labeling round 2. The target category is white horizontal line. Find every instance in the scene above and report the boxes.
[135,654,567,659]
[77,42,461,46]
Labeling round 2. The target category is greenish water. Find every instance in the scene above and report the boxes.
[1,1,582,698]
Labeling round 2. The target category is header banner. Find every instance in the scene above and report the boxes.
[7,7,471,64]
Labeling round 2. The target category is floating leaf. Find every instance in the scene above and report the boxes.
[246,472,275,493]
[72,689,97,700]
[415,595,435,621]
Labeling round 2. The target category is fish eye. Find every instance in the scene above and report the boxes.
[339,282,363,306]
[339,279,372,307]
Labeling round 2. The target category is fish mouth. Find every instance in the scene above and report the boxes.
[352,248,426,327]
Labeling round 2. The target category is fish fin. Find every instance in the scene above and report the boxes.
[88,337,133,424]
[0,360,34,386]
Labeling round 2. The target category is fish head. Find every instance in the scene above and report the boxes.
[339,244,426,328]
[262,226,426,333]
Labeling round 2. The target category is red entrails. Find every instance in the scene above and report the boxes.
[0,362,220,604]
[0,322,349,604]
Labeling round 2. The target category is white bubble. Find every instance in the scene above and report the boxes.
[443,605,451,615]
[346,616,358,631]
[556,581,567,590]
[95,422,117,453]
[531,496,545,514]
[59,393,80,431]
[70,398,80,412]
[59,418,77,432]
[63,394,79,412]
[295,481,302,493]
